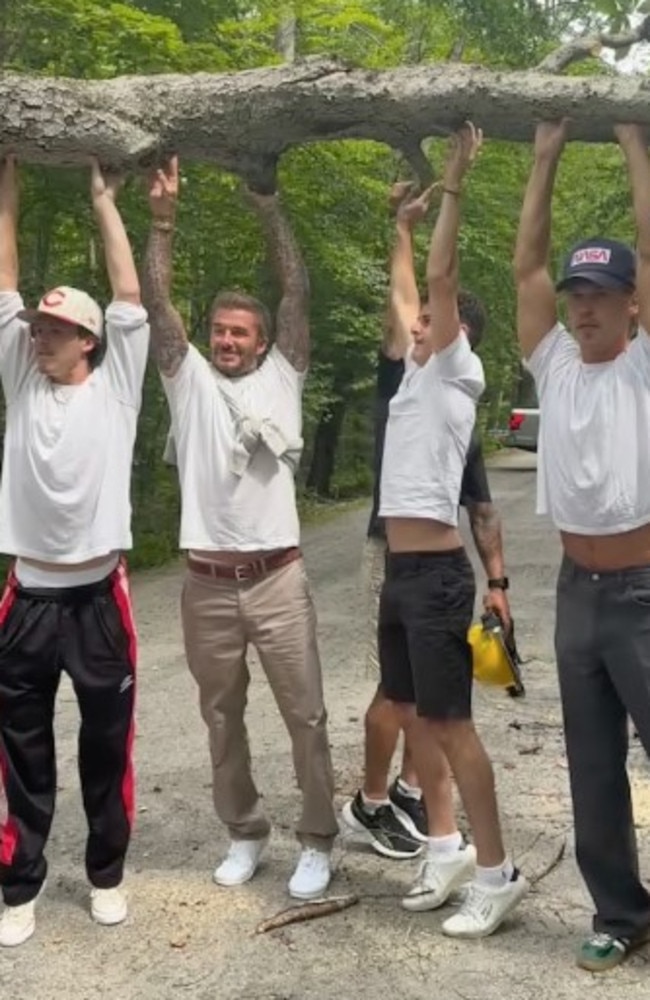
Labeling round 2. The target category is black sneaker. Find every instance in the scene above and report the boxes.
[388,778,428,843]
[341,791,423,859]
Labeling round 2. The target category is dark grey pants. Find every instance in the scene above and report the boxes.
[556,556,650,938]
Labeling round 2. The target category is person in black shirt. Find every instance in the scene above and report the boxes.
[343,181,511,862]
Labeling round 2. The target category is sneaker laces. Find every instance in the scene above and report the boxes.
[587,932,626,951]
[374,805,420,845]
[224,841,256,864]
[457,882,490,917]
[297,848,327,873]
[414,855,444,890]
[373,804,398,823]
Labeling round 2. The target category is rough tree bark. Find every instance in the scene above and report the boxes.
[1,19,650,189]
[0,60,648,183]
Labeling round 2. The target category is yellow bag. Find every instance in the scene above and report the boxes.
[468,613,525,696]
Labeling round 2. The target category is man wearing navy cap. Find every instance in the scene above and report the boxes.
[514,120,650,972]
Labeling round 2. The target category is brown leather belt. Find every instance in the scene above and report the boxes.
[187,547,301,583]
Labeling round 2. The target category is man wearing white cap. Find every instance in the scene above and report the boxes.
[0,156,149,947]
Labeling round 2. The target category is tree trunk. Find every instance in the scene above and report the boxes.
[2,57,650,183]
[306,399,347,497]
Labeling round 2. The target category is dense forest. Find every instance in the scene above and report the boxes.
[0,0,646,564]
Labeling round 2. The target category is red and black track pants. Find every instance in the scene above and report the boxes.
[0,562,137,907]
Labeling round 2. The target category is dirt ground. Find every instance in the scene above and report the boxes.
[1,450,649,1000]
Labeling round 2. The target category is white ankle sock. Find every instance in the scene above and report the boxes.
[396,777,422,799]
[475,858,515,887]
[427,832,463,856]
[361,791,390,813]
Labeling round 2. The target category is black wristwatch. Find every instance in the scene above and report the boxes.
[488,576,509,591]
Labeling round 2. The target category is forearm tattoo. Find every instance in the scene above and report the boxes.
[142,225,188,378]
[468,501,504,580]
[254,196,310,372]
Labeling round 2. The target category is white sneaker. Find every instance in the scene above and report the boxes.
[90,885,128,926]
[213,838,268,887]
[288,848,332,900]
[442,870,529,938]
[0,898,37,948]
[402,844,477,912]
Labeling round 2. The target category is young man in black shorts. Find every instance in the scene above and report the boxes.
[357,124,527,937]
[344,180,511,862]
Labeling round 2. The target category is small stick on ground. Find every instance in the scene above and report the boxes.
[529,837,567,887]
[255,894,359,934]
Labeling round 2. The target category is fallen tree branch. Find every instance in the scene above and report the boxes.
[255,893,359,934]
[538,15,650,73]
[2,54,650,175]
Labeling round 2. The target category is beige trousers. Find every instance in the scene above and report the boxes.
[181,558,338,849]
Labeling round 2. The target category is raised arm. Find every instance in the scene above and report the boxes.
[513,121,568,360]
[245,187,309,372]
[424,122,481,353]
[142,157,189,378]
[467,500,511,626]
[0,156,18,292]
[615,123,650,334]
[91,159,140,305]
[383,181,437,360]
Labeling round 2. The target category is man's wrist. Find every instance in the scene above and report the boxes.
[443,171,463,191]
[533,150,563,170]
[92,193,117,208]
[487,576,509,591]
[395,217,415,234]
[152,216,176,231]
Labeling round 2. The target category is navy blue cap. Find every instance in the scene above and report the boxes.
[556,237,636,292]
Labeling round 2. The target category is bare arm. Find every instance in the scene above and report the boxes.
[142,157,189,378]
[513,121,568,360]
[245,188,309,372]
[90,159,140,305]
[424,123,482,353]
[467,499,511,626]
[0,156,18,292]
[615,124,650,333]
[383,182,438,360]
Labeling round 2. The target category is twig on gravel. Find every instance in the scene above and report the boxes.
[516,829,544,862]
[255,893,359,934]
[509,719,563,731]
[529,837,567,887]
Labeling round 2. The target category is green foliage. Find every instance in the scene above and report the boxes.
[0,0,644,563]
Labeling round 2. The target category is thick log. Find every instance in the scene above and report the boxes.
[2,57,650,179]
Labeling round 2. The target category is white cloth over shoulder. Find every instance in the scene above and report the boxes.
[526,321,650,534]
[162,344,304,551]
[0,293,149,562]
[379,333,485,527]
[216,375,303,477]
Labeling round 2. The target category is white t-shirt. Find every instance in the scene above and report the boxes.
[379,334,485,527]
[526,322,650,534]
[0,293,149,562]
[162,344,304,551]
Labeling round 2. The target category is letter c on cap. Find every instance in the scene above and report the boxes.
[42,288,66,307]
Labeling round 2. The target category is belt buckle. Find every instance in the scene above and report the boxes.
[234,563,252,582]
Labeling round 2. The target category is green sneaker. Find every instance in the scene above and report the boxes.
[577,930,649,972]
